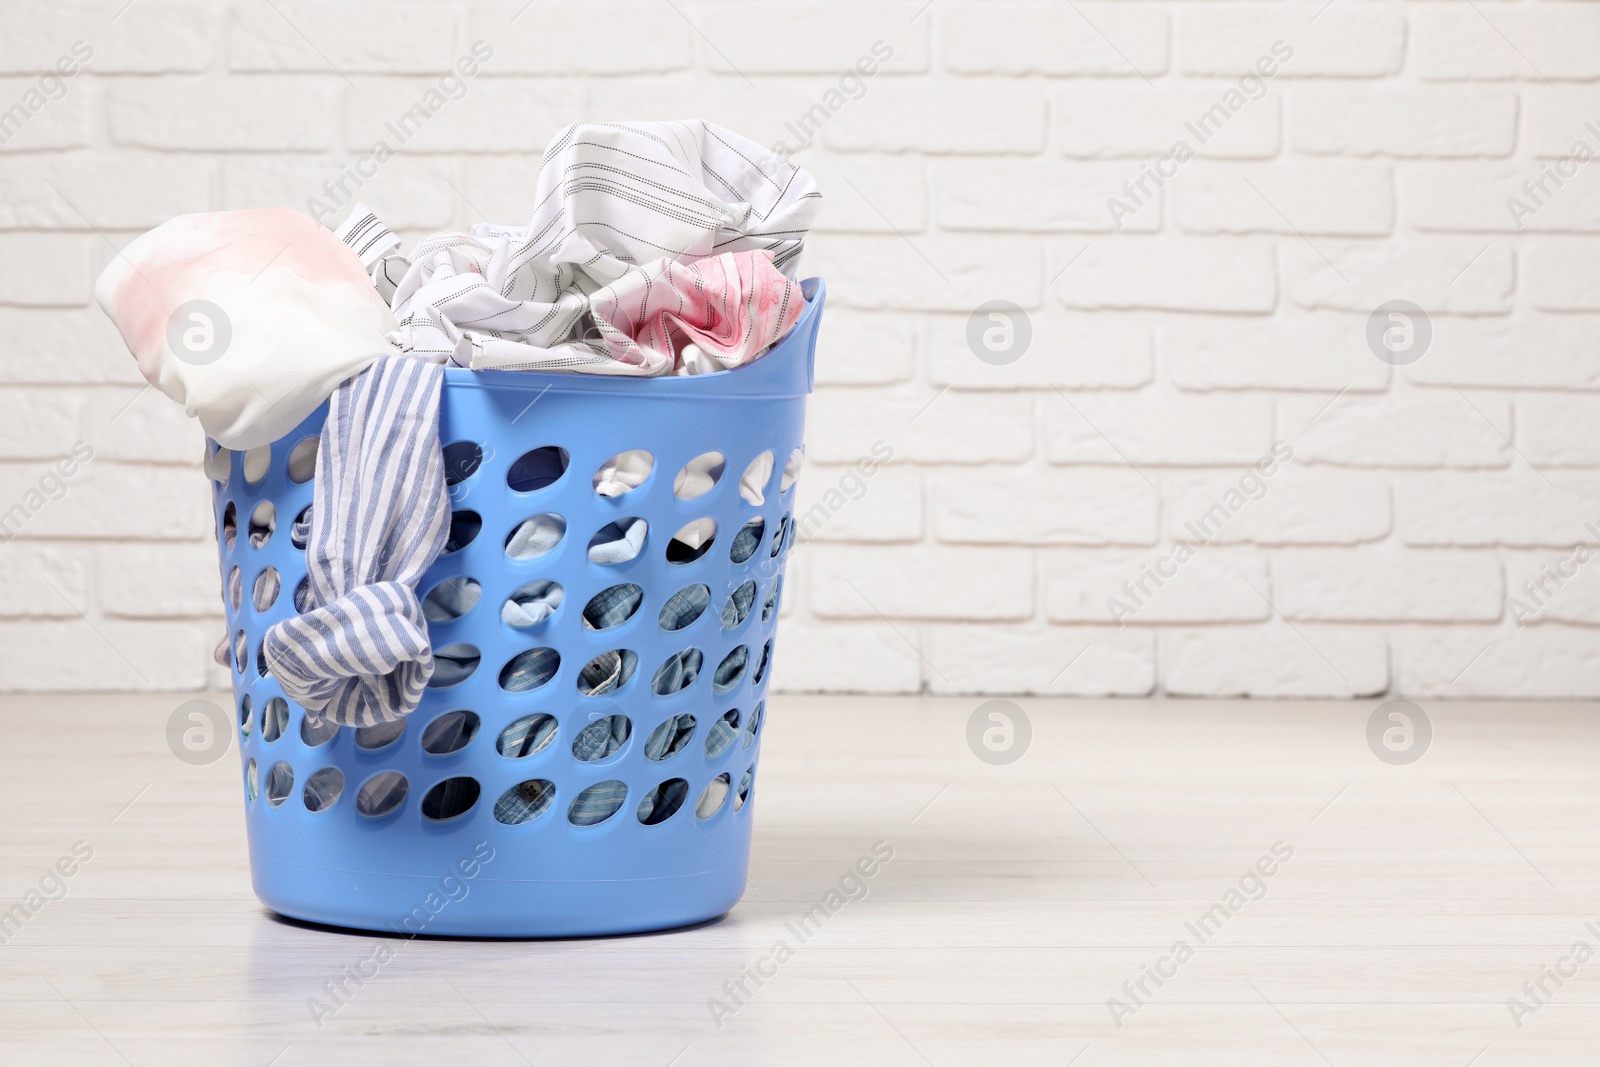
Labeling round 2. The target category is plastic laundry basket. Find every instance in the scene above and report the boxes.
[210,279,824,937]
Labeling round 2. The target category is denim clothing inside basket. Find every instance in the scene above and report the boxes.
[652,649,703,695]
[660,585,711,630]
[573,714,630,761]
[494,778,555,824]
[644,713,696,760]
[505,513,565,560]
[568,780,628,826]
[588,517,647,564]
[502,580,564,628]
[577,650,637,696]
[582,584,642,630]
[722,581,756,628]
[500,647,560,693]
[263,358,450,727]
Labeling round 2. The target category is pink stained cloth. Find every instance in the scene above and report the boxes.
[555,250,804,376]
[94,208,400,449]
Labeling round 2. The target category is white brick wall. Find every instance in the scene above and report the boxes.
[0,0,1596,699]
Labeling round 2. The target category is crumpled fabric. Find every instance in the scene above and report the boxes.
[94,207,402,449]
[262,357,450,727]
[594,450,652,497]
[367,119,820,373]
[502,580,564,628]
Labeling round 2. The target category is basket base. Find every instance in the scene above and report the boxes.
[252,859,746,938]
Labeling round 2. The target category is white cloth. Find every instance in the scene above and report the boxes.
[95,208,403,449]
[594,450,653,497]
[378,120,821,373]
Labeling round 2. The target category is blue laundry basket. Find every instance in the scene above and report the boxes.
[210,279,824,937]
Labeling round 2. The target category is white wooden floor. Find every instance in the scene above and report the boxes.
[1,693,1597,1065]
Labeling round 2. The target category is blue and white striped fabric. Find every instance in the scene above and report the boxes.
[263,357,450,728]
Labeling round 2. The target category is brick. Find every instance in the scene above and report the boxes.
[1060,87,1279,159]
[1284,241,1514,315]
[0,76,90,152]
[1179,10,1402,78]
[223,157,457,232]
[1054,239,1276,313]
[0,620,213,691]
[0,309,134,384]
[938,160,1160,233]
[0,389,87,459]
[1518,396,1600,465]
[0,542,89,617]
[99,542,222,618]
[1279,393,1512,469]
[1276,548,1503,622]
[82,388,206,465]
[1398,472,1600,547]
[1404,315,1600,390]
[934,468,1160,546]
[1173,160,1394,236]
[0,157,211,230]
[809,234,1040,312]
[109,78,338,151]
[0,6,210,73]
[813,309,915,386]
[767,621,923,693]
[1044,393,1273,467]
[1527,242,1600,311]
[805,153,927,235]
[943,5,1169,77]
[1166,466,1391,546]
[926,311,1152,391]
[1504,547,1600,626]
[345,78,580,153]
[587,79,816,154]
[1398,626,1600,698]
[1521,88,1600,158]
[1416,6,1600,82]
[466,4,691,73]
[698,5,926,74]
[1162,314,1389,393]
[793,462,922,543]
[806,387,1032,464]
[809,544,1033,620]
[1042,546,1270,625]
[231,3,457,72]
[1164,625,1389,698]
[1408,162,1600,233]
[0,234,92,307]
[923,625,1154,696]
[1291,86,1517,158]
[0,461,211,541]
[823,82,1048,154]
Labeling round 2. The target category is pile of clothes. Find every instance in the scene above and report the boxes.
[96,120,821,729]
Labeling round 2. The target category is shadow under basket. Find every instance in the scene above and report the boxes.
[210,279,825,937]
